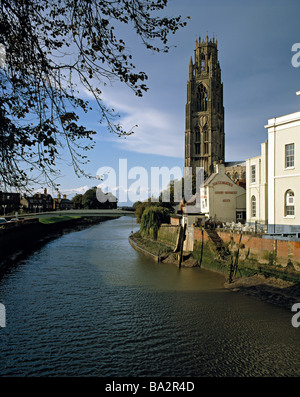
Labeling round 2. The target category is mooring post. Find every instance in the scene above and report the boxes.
[178,223,187,268]
[199,228,204,267]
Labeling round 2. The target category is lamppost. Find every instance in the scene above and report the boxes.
[2,204,7,216]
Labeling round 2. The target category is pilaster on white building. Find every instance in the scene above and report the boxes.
[246,141,268,226]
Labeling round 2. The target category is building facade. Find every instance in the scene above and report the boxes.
[265,109,300,234]
[53,193,73,210]
[225,161,246,185]
[200,163,246,223]
[21,188,53,212]
[0,191,21,215]
[246,141,268,226]
[185,35,225,177]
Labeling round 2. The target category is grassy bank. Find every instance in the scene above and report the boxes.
[39,215,81,224]
[130,231,174,257]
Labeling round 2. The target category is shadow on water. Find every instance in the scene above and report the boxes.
[0,216,299,377]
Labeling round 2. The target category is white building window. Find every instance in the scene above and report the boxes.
[251,195,256,218]
[285,143,294,168]
[251,165,256,183]
[285,190,295,216]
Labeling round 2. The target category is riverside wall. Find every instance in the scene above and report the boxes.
[209,229,300,268]
[157,224,180,246]
[157,224,300,281]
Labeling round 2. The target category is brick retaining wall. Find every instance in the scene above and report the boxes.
[193,227,300,269]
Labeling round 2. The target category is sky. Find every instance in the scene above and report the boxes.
[40,0,300,204]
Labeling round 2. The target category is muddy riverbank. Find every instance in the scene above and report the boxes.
[130,231,300,311]
[224,274,300,311]
[0,216,118,277]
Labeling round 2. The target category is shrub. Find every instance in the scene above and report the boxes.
[140,206,170,239]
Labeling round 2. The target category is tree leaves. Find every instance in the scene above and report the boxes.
[0,0,188,191]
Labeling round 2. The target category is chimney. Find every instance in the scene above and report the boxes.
[63,194,67,199]
[215,162,225,174]
[44,188,47,195]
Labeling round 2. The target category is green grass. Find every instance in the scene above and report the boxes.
[131,231,174,256]
[39,216,81,224]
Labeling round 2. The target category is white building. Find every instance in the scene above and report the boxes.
[246,92,300,236]
[246,141,268,226]
[200,163,246,223]
[265,104,300,235]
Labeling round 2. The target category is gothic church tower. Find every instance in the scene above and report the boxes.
[185,35,225,176]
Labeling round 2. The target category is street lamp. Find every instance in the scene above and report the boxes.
[2,204,7,216]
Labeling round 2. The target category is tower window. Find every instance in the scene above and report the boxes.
[204,129,208,142]
[195,128,200,142]
[200,54,205,71]
[204,142,209,154]
[195,143,200,155]
[197,84,208,112]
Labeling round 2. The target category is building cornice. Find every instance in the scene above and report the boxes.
[265,111,300,130]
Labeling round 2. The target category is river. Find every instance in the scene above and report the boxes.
[0,216,299,377]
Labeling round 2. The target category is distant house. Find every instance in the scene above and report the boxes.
[0,191,21,215]
[53,193,73,210]
[21,188,53,212]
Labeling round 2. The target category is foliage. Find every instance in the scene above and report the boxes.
[135,202,148,223]
[72,193,83,209]
[140,205,170,239]
[132,200,142,209]
[135,199,175,223]
[0,0,188,191]
[135,201,158,223]
[81,186,117,209]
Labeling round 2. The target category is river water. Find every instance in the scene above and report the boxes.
[0,216,299,377]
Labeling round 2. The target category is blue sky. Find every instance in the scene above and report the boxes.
[46,0,300,204]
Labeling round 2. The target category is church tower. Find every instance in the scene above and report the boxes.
[185,35,225,177]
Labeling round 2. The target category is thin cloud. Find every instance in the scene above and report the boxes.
[60,185,90,197]
[103,92,184,158]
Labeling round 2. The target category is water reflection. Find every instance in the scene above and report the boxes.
[0,216,299,377]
